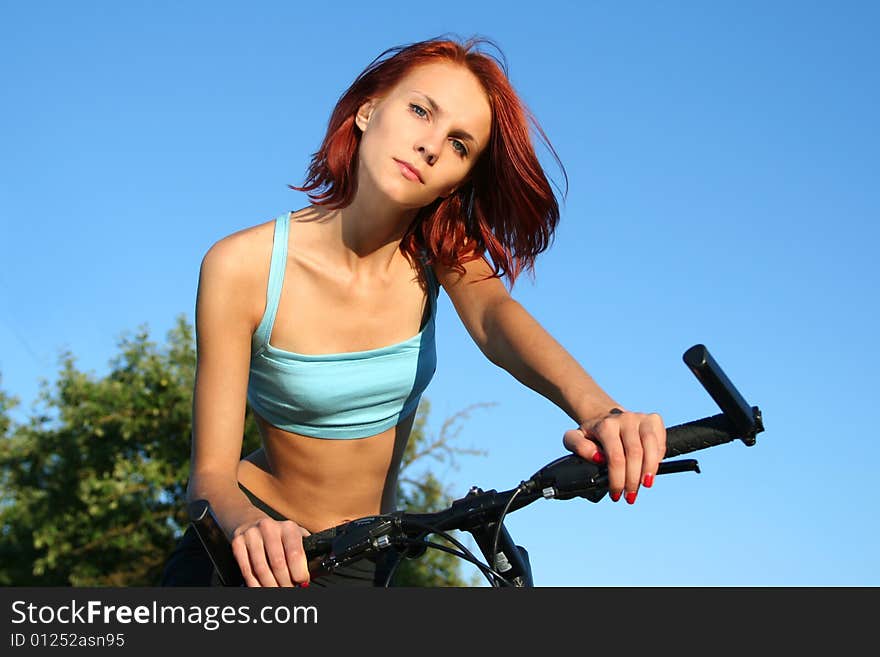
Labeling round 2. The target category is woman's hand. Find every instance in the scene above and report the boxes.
[230,516,312,587]
[562,408,666,504]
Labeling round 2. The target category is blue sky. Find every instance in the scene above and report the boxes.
[1,1,878,586]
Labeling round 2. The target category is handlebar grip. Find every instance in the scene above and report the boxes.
[188,500,244,587]
[664,411,757,457]
[683,344,762,445]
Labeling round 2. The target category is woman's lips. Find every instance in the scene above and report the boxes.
[393,158,423,183]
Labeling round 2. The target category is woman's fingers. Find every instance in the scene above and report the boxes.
[281,521,310,587]
[619,419,644,504]
[231,517,312,588]
[562,428,606,464]
[244,523,280,587]
[639,413,666,491]
[263,526,294,588]
[591,416,626,501]
[231,533,259,587]
[569,410,666,504]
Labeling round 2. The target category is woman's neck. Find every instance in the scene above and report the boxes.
[324,187,420,276]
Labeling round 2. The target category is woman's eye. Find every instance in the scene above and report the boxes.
[410,103,467,157]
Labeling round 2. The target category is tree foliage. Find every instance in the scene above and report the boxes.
[0,316,487,586]
[390,399,491,587]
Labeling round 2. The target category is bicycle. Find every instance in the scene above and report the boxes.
[189,343,765,587]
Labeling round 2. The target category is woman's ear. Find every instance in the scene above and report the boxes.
[355,100,376,132]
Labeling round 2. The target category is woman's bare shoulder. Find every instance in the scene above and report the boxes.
[199,216,279,287]
[203,216,275,260]
[195,215,286,333]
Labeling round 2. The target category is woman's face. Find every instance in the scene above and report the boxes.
[354,61,492,210]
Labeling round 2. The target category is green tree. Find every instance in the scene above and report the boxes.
[0,380,15,439]
[0,316,251,585]
[390,400,490,587]
[0,316,488,586]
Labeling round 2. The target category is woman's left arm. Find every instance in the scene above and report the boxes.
[436,256,666,504]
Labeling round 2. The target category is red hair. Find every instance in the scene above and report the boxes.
[289,34,567,287]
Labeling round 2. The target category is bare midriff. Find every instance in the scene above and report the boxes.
[232,205,427,534]
[236,410,415,534]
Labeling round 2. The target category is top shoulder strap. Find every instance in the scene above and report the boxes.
[419,251,441,320]
[251,212,290,355]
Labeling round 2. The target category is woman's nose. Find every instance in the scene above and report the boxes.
[417,144,437,166]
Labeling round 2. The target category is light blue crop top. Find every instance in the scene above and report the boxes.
[246,211,439,439]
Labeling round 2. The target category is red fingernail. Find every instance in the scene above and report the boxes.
[609,490,621,502]
[625,491,638,504]
[643,473,654,488]
[591,451,606,465]
[301,580,310,588]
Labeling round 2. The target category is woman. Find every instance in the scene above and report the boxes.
[161,35,666,587]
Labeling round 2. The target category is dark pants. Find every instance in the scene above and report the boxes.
[159,484,394,587]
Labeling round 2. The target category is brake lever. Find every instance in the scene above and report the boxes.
[658,458,701,475]
[570,459,701,503]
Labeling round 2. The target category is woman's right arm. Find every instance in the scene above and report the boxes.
[185,234,310,587]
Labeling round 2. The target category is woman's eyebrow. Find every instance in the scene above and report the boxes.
[411,90,478,147]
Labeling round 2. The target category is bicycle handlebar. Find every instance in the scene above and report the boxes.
[188,343,765,587]
[664,409,762,457]
[683,344,761,446]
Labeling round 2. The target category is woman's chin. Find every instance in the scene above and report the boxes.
[373,181,429,210]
